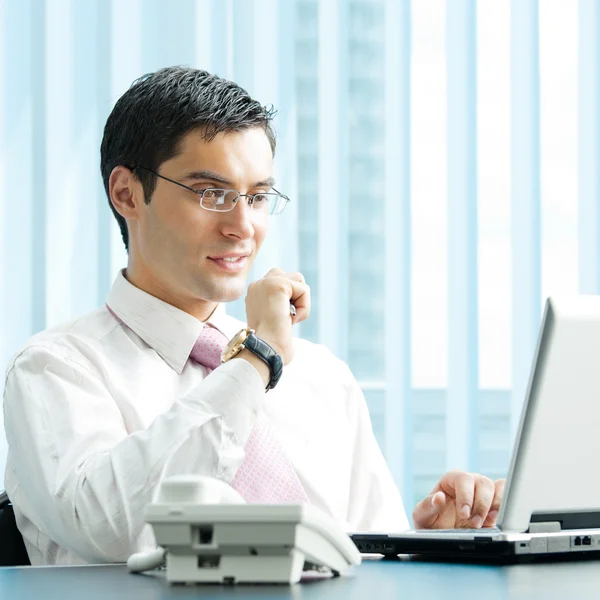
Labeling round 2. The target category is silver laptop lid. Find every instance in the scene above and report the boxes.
[499,296,600,533]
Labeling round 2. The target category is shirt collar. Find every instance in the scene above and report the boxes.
[106,270,244,373]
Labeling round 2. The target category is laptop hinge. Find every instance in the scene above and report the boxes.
[528,510,600,533]
[529,521,561,533]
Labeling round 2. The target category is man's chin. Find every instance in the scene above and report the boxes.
[216,291,245,304]
[197,279,247,304]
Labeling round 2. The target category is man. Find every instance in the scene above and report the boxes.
[3,67,503,565]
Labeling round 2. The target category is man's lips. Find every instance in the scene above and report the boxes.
[207,254,250,272]
[207,253,250,260]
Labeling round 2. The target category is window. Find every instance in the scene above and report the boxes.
[0,0,588,510]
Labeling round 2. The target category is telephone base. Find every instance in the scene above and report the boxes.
[166,549,314,585]
[143,479,360,586]
[146,502,360,585]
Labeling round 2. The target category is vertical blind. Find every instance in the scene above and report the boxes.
[0,0,593,510]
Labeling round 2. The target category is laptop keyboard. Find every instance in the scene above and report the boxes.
[415,527,501,534]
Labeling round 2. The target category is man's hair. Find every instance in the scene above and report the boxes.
[100,66,277,251]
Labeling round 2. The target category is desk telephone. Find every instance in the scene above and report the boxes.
[127,475,361,585]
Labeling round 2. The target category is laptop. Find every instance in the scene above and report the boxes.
[352,296,600,561]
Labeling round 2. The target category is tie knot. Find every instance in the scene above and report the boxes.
[189,325,229,370]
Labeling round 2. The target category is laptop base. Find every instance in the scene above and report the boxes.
[351,533,600,565]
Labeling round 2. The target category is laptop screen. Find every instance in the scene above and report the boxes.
[0,414,6,495]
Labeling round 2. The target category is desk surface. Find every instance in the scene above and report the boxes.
[2,557,600,600]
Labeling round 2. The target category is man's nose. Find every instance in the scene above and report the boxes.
[220,196,255,240]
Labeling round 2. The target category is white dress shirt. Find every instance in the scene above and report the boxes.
[3,271,409,565]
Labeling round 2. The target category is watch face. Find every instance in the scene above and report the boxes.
[221,328,251,362]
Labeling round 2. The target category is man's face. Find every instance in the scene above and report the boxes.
[130,127,273,306]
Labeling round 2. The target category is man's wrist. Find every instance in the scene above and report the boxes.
[252,328,286,362]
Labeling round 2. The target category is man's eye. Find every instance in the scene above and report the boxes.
[253,194,269,203]
[200,189,226,198]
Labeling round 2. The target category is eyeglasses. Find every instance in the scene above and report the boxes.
[134,166,290,216]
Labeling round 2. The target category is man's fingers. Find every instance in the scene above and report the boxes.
[412,491,446,529]
[483,479,506,527]
[439,470,476,524]
[257,270,310,324]
[263,269,305,283]
[264,268,287,278]
[491,478,505,511]
[417,471,505,529]
[285,271,306,284]
[288,279,311,323]
[285,273,307,321]
[469,476,495,528]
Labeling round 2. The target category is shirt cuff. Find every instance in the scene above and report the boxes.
[182,358,265,446]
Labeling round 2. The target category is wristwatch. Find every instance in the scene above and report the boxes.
[221,328,283,391]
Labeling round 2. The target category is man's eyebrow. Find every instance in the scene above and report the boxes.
[181,170,276,189]
[181,170,233,186]
[254,177,276,188]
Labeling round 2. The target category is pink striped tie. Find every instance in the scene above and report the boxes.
[191,325,309,504]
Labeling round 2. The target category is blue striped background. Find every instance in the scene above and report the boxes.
[0,0,594,510]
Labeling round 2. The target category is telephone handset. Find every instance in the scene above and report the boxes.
[127,475,361,585]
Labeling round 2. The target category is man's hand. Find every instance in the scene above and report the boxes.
[412,471,505,530]
[244,268,311,366]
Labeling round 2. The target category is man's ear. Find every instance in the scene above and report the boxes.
[109,166,144,221]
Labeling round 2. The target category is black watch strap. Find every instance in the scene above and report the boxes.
[244,333,283,391]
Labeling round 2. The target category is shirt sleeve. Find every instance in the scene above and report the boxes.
[344,368,410,533]
[3,344,265,563]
